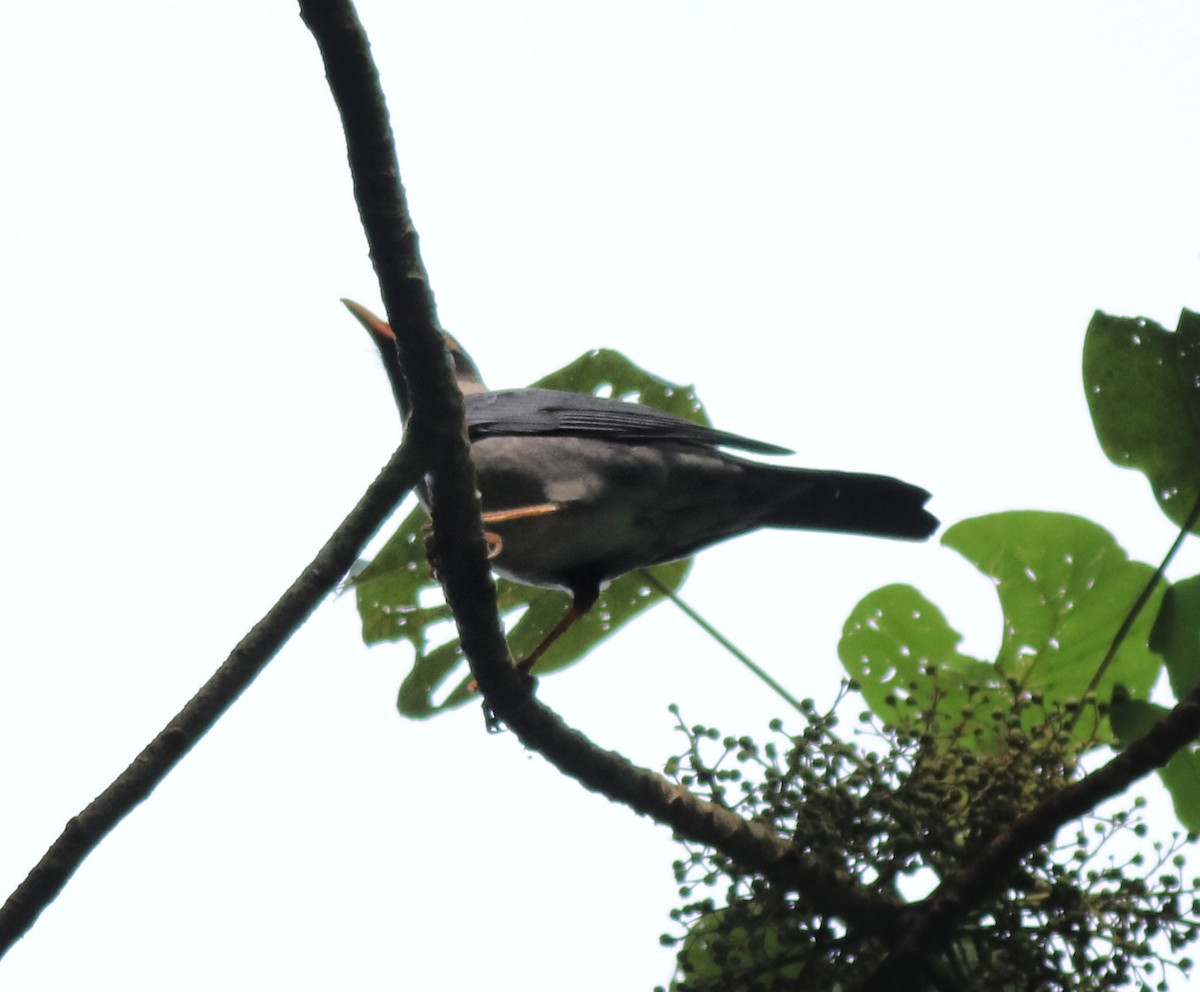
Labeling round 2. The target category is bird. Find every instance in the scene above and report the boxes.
[343,299,938,675]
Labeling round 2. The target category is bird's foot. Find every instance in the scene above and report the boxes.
[467,659,536,696]
[480,672,539,734]
[421,523,438,579]
[423,502,559,578]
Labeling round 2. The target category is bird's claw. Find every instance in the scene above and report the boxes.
[479,670,538,734]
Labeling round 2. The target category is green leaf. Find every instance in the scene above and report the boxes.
[353,349,707,718]
[1110,694,1200,832]
[1150,574,1200,699]
[670,905,810,991]
[943,512,1162,740]
[841,512,1163,746]
[1083,309,1200,530]
[670,909,727,988]
[839,584,997,740]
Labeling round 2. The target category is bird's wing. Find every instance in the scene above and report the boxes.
[464,389,792,455]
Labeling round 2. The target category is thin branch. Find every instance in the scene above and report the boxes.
[0,442,426,957]
[0,0,901,965]
[297,0,900,932]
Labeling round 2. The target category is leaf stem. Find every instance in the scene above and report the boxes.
[639,569,807,715]
[1082,491,1200,702]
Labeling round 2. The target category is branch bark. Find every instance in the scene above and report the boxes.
[296,0,901,931]
[303,1,1200,984]
[858,683,1200,991]
[8,0,1185,974]
[0,442,425,957]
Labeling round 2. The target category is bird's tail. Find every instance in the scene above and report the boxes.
[760,468,938,541]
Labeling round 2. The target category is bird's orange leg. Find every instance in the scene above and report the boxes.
[483,503,592,676]
[470,596,594,694]
[515,602,589,678]
[424,503,562,578]
[437,501,576,691]
[481,503,562,525]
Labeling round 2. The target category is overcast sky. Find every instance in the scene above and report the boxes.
[3,2,1200,989]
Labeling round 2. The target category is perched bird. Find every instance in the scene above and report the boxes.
[344,299,937,673]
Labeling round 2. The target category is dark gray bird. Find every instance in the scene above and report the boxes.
[344,299,937,673]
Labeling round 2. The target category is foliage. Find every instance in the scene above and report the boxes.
[841,513,1161,750]
[660,696,1200,992]
[660,309,1200,989]
[1113,576,1200,832]
[1083,310,1200,532]
[349,302,1200,984]
[836,309,1200,830]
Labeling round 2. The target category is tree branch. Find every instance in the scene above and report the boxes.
[858,679,1200,990]
[306,3,1200,985]
[296,0,900,933]
[294,0,515,698]
[303,14,1200,973]
[0,442,426,957]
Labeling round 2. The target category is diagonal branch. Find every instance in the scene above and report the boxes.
[297,0,900,933]
[294,0,513,699]
[0,441,426,957]
[308,6,1200,987]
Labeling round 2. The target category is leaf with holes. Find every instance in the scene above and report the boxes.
[840,583,997,742]
[841,512,1162,747]
[1083,309,1200,530]
[353,348,704,718]
[944,512,1161,741]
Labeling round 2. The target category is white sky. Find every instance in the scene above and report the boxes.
[3,2,1200,989]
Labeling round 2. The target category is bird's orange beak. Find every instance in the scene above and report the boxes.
[341,297,394,342]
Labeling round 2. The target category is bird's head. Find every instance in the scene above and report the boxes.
[341,298,486,396]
